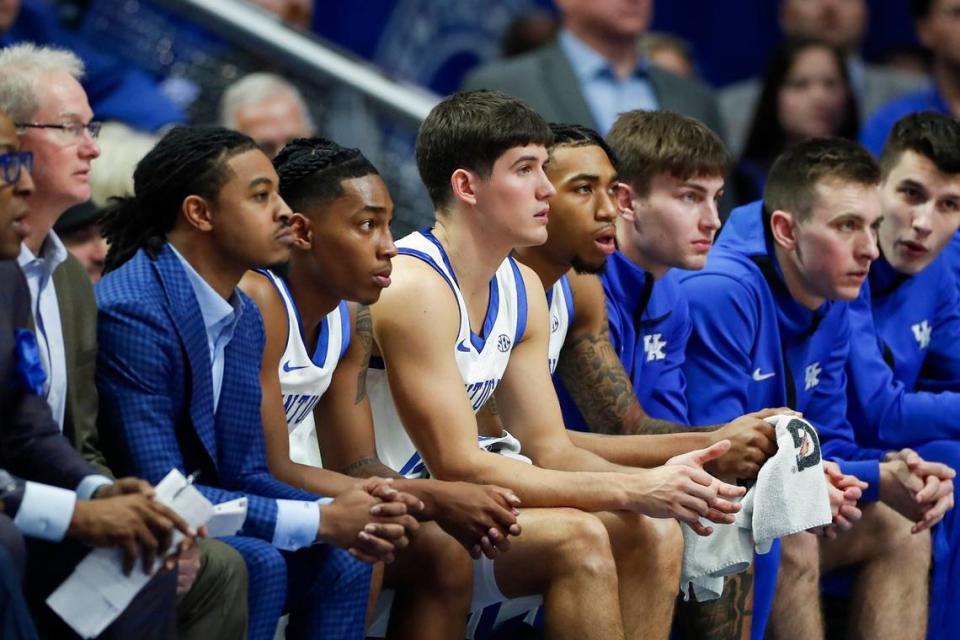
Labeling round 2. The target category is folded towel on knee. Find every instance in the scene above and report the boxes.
[680,414,833,601]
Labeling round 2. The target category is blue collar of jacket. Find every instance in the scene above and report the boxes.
[867,253,912,299]
[719,201,833,341]
[602,250,654,317]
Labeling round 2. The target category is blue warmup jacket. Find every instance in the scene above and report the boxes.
[846,254,960,449]
[943,231,960,297]
[557,250,691,429]
[679,201,881,498]
[849,252,960,640]
[678,200,886,640]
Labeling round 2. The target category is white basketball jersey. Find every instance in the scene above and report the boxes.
[547,275,573,374]
[368,229,529,476]
[258,269,351,468]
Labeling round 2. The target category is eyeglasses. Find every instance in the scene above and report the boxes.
[16,121,102,142]
[0,151,33,186]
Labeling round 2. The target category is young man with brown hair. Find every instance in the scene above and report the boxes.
[680,137,954,640]
[367,89,745,640]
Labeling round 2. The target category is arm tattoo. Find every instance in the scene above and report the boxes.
[338,456,400,479]
[557,314,685,436]
[675,570,754,640]
[354,305,373,404]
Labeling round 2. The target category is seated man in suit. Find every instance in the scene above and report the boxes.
[0,104,43,640]
[0,109,194,640]
[0,42,249,640]
[95,125,421,640]
[463,0,723,138]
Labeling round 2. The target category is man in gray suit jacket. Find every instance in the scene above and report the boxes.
[463,0,725,139]
[720,0,928,156]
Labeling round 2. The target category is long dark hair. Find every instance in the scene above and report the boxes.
[101,125,258,272]
[741,37,859,172]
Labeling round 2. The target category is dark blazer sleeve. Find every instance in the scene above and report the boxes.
[54,256,113,478]
[0,261,100,492]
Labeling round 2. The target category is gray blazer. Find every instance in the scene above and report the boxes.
[463,40,726,139]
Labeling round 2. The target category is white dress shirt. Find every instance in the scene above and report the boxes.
[17,232,68,429]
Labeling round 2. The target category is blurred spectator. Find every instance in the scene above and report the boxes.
[639,32,697,79]
[56,122,158,285]
[721,0,926,156]
[732,38,859,202]
[501,10,558,58]
[0,0,185,131]
[53,201,105,284]
[861,0,958,157]
[247,0,313,31]
[879,46,931,77]
[220,72,316,158]
[463,0,724,138]
[88,123,158,207]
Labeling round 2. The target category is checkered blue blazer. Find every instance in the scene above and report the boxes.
[95,245,319,540]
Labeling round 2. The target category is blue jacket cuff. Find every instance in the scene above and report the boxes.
[836,459,880,502]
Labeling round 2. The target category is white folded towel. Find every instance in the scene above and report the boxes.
[680,414,833,601]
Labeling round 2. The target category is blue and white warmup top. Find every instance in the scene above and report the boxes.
[368,229,529,476]
[259,268,350,468]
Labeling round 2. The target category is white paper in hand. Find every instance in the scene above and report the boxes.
[46,469,213,638]
[205,498,247,537]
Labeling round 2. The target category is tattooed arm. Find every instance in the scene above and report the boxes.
[558,272,780,478]
[675,569,754,640]
[557,271,696,436]
[316,304,400,480]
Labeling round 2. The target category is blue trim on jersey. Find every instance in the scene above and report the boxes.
[397,247,458,297]
[559,274,575,325]
[472,279,499,351]
[420,228,501,352]
[397,246,469,350]
[420,228,457,280]
[257,268,348,370]
[257,268,335,368]
[510,257,528,344]
[338,301,351,361]
[398,451,425,477]
[312,310,331,368]
[255,268,293,356]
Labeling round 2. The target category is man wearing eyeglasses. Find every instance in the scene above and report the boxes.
[0,44,249,639]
